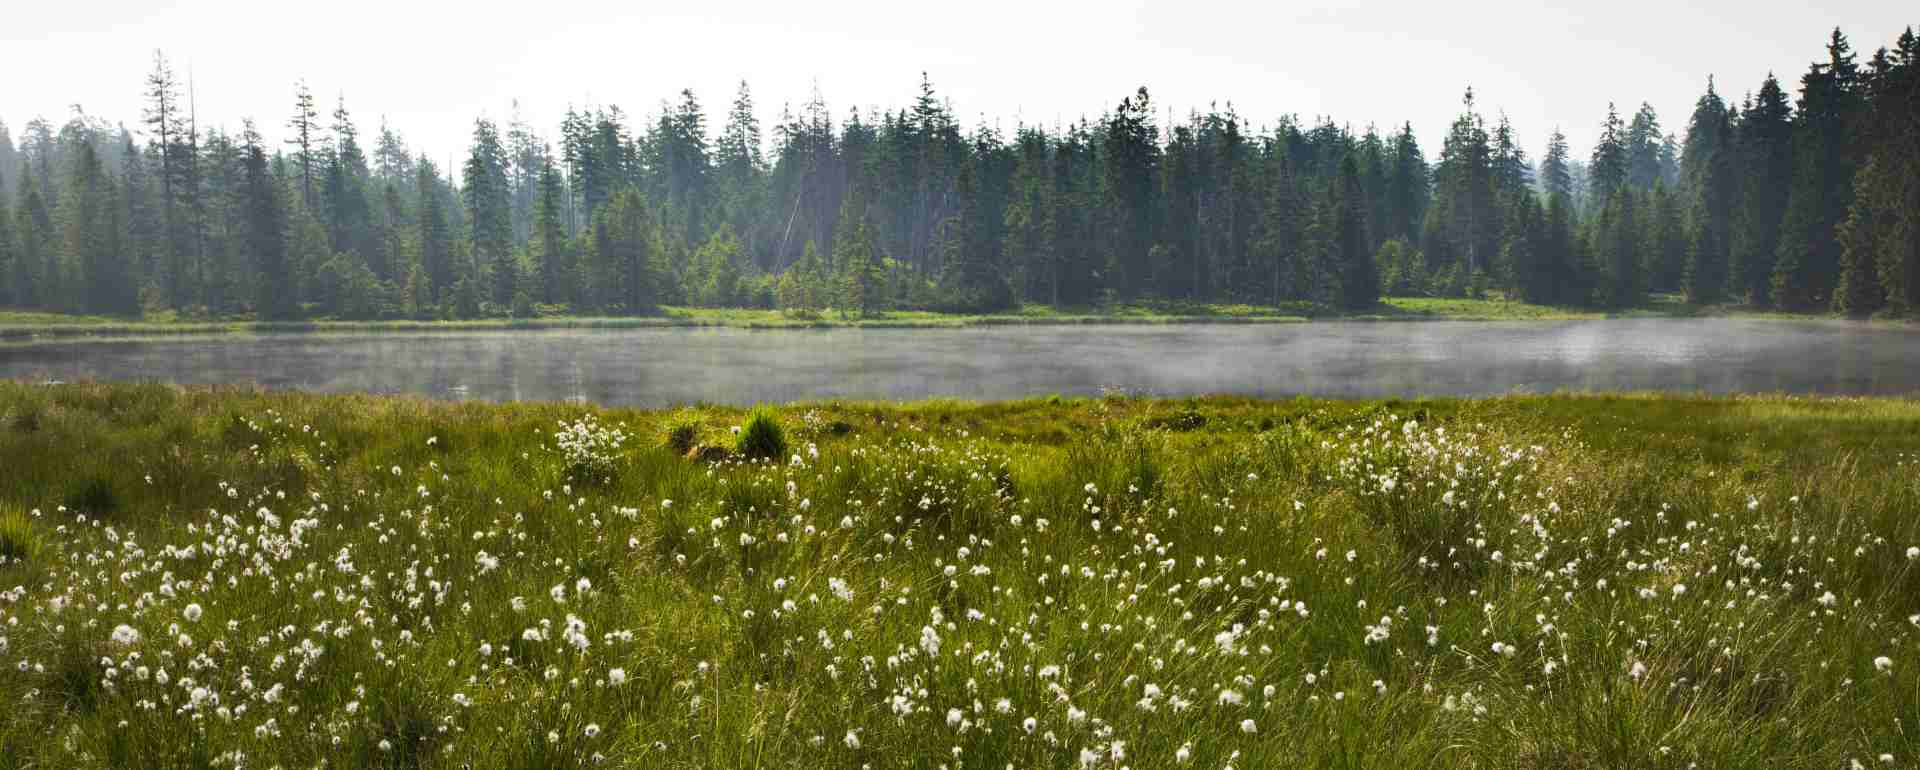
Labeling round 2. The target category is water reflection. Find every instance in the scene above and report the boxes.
[0,319,1915,406]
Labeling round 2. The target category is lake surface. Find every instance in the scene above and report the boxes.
[1,319,1916,406]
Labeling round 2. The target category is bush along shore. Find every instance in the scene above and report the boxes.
[1,384,1918,767]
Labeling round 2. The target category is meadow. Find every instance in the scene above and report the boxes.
[1,384,1917,768]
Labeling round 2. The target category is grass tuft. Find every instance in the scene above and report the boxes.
[734,405,788,461]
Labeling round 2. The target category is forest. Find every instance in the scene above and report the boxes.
[0,26,1915,322]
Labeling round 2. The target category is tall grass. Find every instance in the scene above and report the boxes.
[0,384,1917,768]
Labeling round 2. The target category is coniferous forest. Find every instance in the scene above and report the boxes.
[1,26,1916,322]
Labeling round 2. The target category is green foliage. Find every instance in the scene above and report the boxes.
[0,507,42,565]
[12,31,1920,322]
[662,410,702,455]
[734,405,788,461]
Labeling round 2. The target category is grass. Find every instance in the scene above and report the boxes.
[2,294,1900,342]
[2,383,1919,767]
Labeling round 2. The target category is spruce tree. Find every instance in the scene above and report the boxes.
[240,123,293,320]
[1333,154,1377,310]
[415,160,453,306]
[1256,151,1304,306]
[1772,29,1863,310]
[1729,74,1794,305]
[1589,103,1629,202]
[286,80,320,208]
[532,159,568,305]
[14,177,50,308]
[0,175,12,306]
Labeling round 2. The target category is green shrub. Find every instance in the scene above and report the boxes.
[735,406,788,461]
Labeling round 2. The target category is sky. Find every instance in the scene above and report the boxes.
[3,0,1912,177]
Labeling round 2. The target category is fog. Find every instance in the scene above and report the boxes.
[1,319,1915,406]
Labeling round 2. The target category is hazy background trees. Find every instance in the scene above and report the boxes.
[1,26,1914,321]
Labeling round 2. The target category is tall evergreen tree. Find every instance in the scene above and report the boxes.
[286,80,320,208]
[1589,103,1629,202]
[532,157,569,305]
[1729,74,1794,305]
[1540,128,1573,200]
[1773,29,1863,310]
[464,117,514,308]
[1332,154,1377,309]
[240,122,293,320]
[415,159,454,306]
[1103,87,1159,298]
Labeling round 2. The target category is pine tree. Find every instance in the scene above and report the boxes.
[14,176,50,308]
[1594,187,1642,307]
[1541,129,1574,200]
[1256,151,1304,306]
[532,158,569,305]
[416,160,453,306]
[120,134,160,307]
[1103,87,1159,298]
[240,123,292,320]
[1332,154,1377,309]
[1729,74,1794,305]
[1432,89,1496,282]
[463,117,514,310]
[1625,103,1665,191]
[1773,29,1863,310]
[0,174,13,305]
[1503,191,1549,303]
[1865,29,1920,315]
[1384,122,1429,247]
[1542,191,1578,304]
[1589,103,1629,201]
[1832,157,1885,317]
[1645,180,1688,294]
[938,162,1012,311]
[286,80,320,208]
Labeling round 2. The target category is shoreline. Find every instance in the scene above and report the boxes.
[0,298,1906,342]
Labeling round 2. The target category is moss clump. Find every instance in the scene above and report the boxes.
[734,406,788,461]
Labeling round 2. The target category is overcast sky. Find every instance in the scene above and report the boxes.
[3,0,1911,175]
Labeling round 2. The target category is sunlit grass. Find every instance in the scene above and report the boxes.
[1,384,1917,768]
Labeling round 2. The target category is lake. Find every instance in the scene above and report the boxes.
[1,319,1916,406]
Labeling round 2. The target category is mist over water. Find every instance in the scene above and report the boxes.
[1,319,1916,406]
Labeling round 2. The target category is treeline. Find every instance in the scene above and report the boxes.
[0,26,1915,321]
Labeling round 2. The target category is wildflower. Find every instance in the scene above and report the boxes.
[1907,547,1919,560]
[1176,743,1192,764]
[584,723,601,738]
[110,624,141,646]
[1818,591,1838,607]
[1873,656,1893,674]
[608,668,627,687]
[183,603,203,622]
[843,730,861,749]
[1239,718,1257,734]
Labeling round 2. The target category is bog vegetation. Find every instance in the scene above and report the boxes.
[2,26,1918,325]
[0,383,1917,767]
